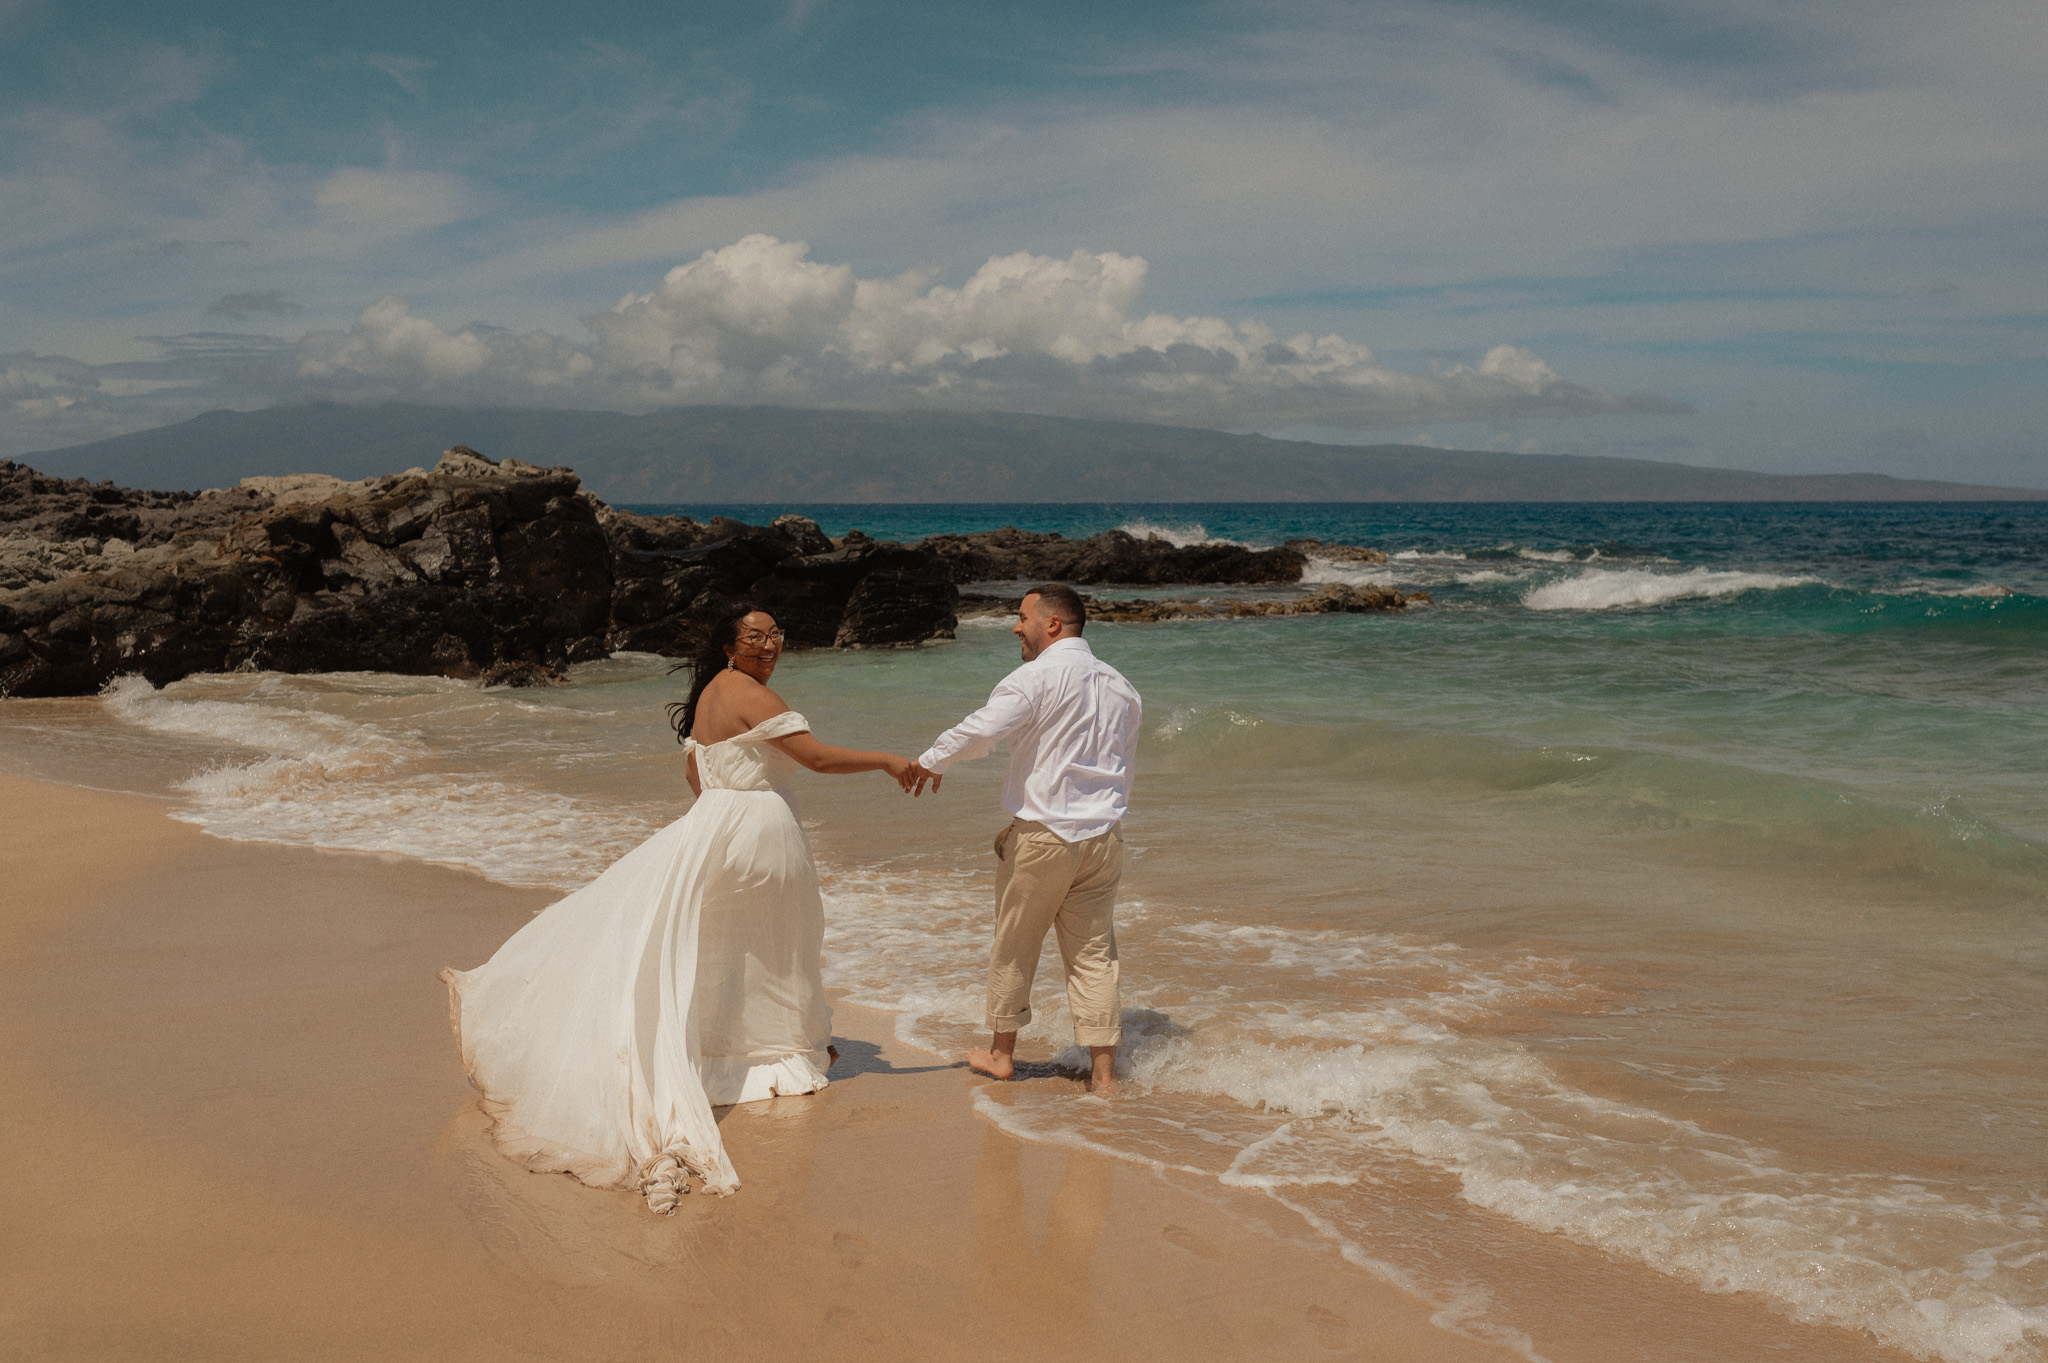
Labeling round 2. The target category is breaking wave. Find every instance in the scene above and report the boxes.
[1524,568,1823,611]
[100,673,656,889]
[1116,519,1242,548]
[821,873,2048,1363]
[1299,556,1402,588]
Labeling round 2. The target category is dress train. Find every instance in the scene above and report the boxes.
[439,711,831,1207]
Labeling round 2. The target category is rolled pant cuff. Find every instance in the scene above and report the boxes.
[986,1010,1032,1034]
[1072,1025,1123,1048]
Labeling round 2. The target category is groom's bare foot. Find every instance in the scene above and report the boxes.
[966,1046,1015,1079]
[1086,1046,1118,1097]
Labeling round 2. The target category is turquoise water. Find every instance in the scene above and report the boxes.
[632,499,2048,592]
[650,500,2048,863]
[13,500,2045,1360]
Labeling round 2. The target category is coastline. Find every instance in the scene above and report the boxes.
[0,657,1986,1359]
[0,771,1521,1362]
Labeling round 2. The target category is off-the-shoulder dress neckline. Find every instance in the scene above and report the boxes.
[687,710,808,749]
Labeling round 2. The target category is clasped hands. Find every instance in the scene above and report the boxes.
[885,757,944,796]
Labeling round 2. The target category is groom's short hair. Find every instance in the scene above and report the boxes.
[1025,583,1086,634]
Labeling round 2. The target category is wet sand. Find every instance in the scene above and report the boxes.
[1,768,1935,1362]
[0,773,1520,1363]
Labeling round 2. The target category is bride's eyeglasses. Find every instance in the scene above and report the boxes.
[736,628,786,648]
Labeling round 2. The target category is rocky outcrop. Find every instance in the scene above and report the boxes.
[604,515,818,654]
[0,451,959,697]
[914,527,1305,586]
[0,450,1410,698]
[0,533,137,591]
[830,549,961,649]
[0,451,617,696]
[1285,538,1390,565]
[0,460,270,548]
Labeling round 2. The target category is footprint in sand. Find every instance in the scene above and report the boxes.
[1160,1223,1221,1258]
[1306,1304,1350,1351]
[832,1229,871,1268]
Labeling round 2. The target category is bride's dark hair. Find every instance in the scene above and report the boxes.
[665,601,768,744]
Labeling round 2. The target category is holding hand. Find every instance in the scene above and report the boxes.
[908,761,942,797]
[881,754,916,793]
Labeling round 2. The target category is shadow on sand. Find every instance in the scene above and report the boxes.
[825,1035,962,1079]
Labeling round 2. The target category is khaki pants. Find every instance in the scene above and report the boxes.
[986,818,1123,1049]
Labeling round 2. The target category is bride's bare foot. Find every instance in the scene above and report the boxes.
[827,1044,840,1069]
[966,1045,1015,1079]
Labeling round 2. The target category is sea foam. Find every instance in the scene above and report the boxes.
[819,862,2048,1363]
[1299,556,1401,588]
[1118,1027,2048,1363]
[102,673,652,889]
[81,607,2048,1363]
[1524,567,1821,611]
[1116,519,1239,548]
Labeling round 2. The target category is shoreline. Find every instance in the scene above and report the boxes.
[0,673,1972,1360]
[0,770,1523,1362]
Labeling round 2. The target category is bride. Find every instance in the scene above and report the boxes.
[439,605,914,1212]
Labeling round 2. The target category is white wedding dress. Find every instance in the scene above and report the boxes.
[439,711,833,1210]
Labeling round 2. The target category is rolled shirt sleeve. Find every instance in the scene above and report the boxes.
[917,680,1035,773]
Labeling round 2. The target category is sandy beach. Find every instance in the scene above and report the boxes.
[10,0,2048,1350]
[0,687,1957,1362]
[0,771,1527,1363]
[0,762,1937,1362]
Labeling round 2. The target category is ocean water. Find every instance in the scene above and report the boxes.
[7,502,2045,1361]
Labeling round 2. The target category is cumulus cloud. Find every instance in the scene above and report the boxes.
[269,236,1681,421]
[0,352,133,452]
[1,236,1684,454]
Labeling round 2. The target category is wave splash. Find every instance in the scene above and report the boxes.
[1115,519,1240,548]
[101,673,654,889]
[1524,567,1823,611]
[1299,556,1400,588]
[83,622,2048,1363]
[821,872,2048,1363]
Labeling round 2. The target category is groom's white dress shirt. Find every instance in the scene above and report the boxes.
[917,636,1142,842]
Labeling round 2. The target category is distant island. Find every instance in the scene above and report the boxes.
[21,402,2048,503]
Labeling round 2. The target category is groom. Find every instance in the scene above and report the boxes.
[909,584,1142,1095]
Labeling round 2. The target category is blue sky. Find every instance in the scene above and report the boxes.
[3,0,2044,485]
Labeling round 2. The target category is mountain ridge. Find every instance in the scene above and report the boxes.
[22,402,2048,502]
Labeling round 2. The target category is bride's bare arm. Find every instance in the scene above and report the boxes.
[685,748,702,797]
[700,675,911,789]
[766,731,914,790]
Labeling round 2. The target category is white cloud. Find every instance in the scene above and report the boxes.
[310,168,477,237]
[558,236,1676,423]
[428,0,2047,316]
[0,236,1681,452]
[288,295,595,396]
[8,0,2037,473]
[0,352,130,451]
